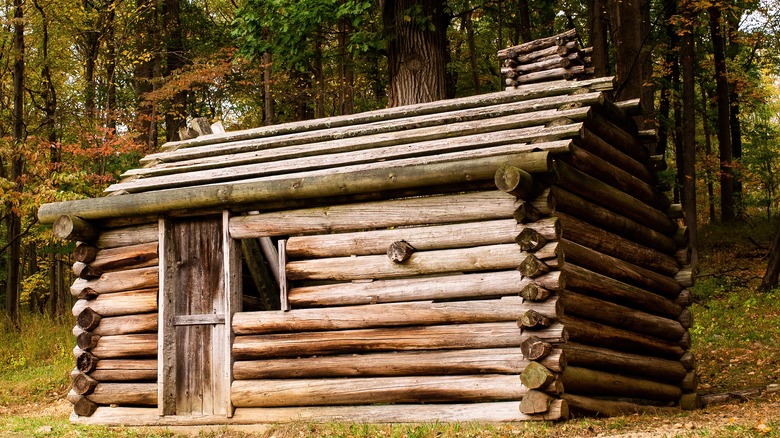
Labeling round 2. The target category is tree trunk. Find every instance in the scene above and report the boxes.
[708,5,735,222]
[609,0,644,101]
[381,0,450,106]
[134,0,160,151]
[759,221,780,292]
[263,51,274,125]
[699,75,716,222]
[163,0,187,141]
[588,0,610,77]
[464,12,481,94]
[517,0,532,42]
[680,4,698,265]
[6,0,25,330]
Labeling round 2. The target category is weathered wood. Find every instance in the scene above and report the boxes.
[70,267,158,297]
[73,262,103,279]
[675,289,693,307]
[96,223,158,249]
[232,322,566,360]
[86,360,158,382]
[563,144,670,212]
[681,371,698,391]
[72,372,99,395]
[517,309,553,329]
[678,308,694,329]
[76,350,98,373]
[518,254,551,278]
[90,333,157,359]
[513,66,587,85]
[559,239,682,298]
[574,128,655,185]
[234,348,566,379]
[72,289,158,318]
[561,316,685,359]
[77,331,101,350]
[666,203,684,219]
[559,290,686,341]
[77,308,102,331]
[84,242,159,273]
[286,242,558,281]
[54,215,98,241]
[679,393,702,410]
[674,226,690,247]
[497,29,577,58]
[561,342,687,383]
[74,243,99,263]
[240,238,279,311]
[231,375,526,407]
[77,313,157,337]
[515,228,549,251]
[549,186,676,254]
[286,218,560,259]
[521,336,553,361]
[69,391,100,417]
[231,191,517,238]
[520,390,555,414]
[586,110,648,162]
[680,351,696,370]
[552,161,677,235]
[71,400,570,424]
[562,393,680,417]
[39,150,562,224]
[495,165,545,200]
[562,366,682,401]
[387,240,415,263]
[676,247,692,265]
[676,266,695,287]
[520,362,556,389]
[556,212,679,276]
[85,383,157,406]
[233,296,560,334]
[561,263,681,318]
[278,239,289,312]
[679,331,691,349]
[519,282,551,301]
[288,270,563,307]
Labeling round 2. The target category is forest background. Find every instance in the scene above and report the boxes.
[1,0,780,329]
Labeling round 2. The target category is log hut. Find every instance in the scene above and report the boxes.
[38,32,697,426]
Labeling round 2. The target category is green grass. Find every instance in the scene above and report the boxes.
[0,313,73,407]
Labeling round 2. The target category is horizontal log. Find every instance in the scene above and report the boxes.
[233,322,566,360]
[513,188,554,223]
[81,359,158,382]
[574,127,655,185]
[559,239,682,298]
[76,313,157,336]
[72,289,158,318]
[39,150,564,224]
[86,383,157,406]
[552,161,677,235]
[285,218,560,259]
[96,224,159,249]
[556,212,679,276]
[233,348,565,379]
[286,242,558,281]
[68,390,100,417]
[73,262,102,279]
[513,66,586,85]
[497,29,577,58]
[561,316,685,359]
[231,375,526,407]
[54,215,98,242]
[233,296,560,334]
[494,165,545,200]
[563,144,670,211]
[288,270,563,307]
[74,243,99,264]
[70,267,158,297]
[72,372,99,395]
[586,110,647,162]
[90,333,157,359]
[561,342,687,384]
[561,264,681,318]
[562,393,680,417]
[559,291,685,341]
[676,266,695,287]
[562,366,682,402]
[84,242,158,273]
[72,401,569,424]
[231,191,518,238]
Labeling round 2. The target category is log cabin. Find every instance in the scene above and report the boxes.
[38,31,698,426]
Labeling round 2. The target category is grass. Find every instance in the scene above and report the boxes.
[0,220,779,437]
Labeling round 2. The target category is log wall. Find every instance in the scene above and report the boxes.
[68,222,160,417]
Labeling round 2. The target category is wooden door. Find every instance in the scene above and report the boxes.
[159,215,238,417]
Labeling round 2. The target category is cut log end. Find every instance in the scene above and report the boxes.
[520,362,556,389]
[515,228,549,252]
[387,241,416,263]
[77,308,102,331]
[72,372,99,395]
[519,283,550,301]
[53,215,99,242]
[72,396,99,417]
[518,255,551,278]
[518,309,553,329]
[495,165,543,201]
[520,389,554,414]
[76,351,98,373]
[521,336,553,361]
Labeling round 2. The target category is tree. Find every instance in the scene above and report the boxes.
[380,0,450,106]
[760,223,780,291]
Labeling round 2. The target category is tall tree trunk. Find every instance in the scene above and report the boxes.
[608,0,644,101]
[680,2,698,265]
[726,18,743,215]
[381,0,450,107]
[656,0,679,160]
[134,0,160,151]
[263,51,275,125]
[699,76,716,223]
[588,0,610,77]
[338,18,355,115]
[708,5,735,222]
[6,0,25,331]
[517,0,532,42]
[760,222,780,292]
[497,0,504,89]
[105,2,117,135]
[163,0,187,141]
[464,11,481,94]
[313,34,325,118]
